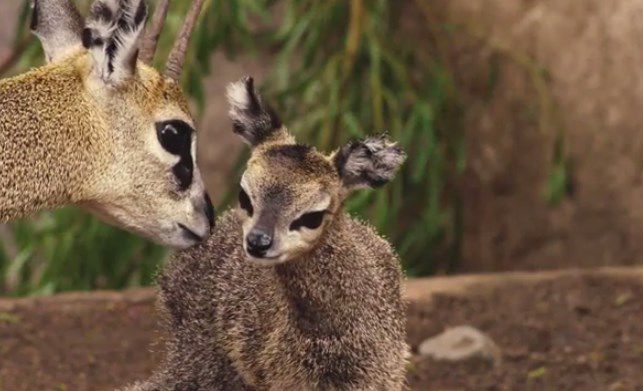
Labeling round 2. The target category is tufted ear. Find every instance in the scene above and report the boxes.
[31,0,84,63]
[83,0,147,86]
[333,135,406,190]
[226,76,284,147]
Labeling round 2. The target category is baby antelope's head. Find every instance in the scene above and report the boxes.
[227,77,406,266]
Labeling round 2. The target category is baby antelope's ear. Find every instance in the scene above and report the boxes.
[333,135,406,190]
[83,0,147,86]
[226,76,283,147]
[31,0,84,63]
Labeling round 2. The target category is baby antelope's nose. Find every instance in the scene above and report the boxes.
[246,229,273,256]
[204,193,215,230]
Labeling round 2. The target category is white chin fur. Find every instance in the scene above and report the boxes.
[244,252,289,267]
[166,236,201,250]
[140,229,198,249]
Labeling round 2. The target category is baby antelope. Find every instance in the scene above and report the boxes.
[127,76,408,390]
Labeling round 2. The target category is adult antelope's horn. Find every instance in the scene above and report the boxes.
[139,0,170,64]
[164,0,206,81]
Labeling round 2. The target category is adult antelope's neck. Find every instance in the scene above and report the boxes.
[0,60,102,222]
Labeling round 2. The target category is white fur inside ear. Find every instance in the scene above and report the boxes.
[226,80,251,113]
[226,79,253,145]
[85,0,147,85]
[110,22,144,82]
[85,16,115,81]
[226,76,283,146]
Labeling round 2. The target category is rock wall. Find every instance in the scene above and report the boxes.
[0,2,20,60]
[430,0,643,271]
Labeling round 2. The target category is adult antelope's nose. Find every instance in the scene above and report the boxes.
[204,193,215,230]
[246,229,273,257]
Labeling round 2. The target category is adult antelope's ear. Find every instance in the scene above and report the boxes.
[226,76,285,147]
[83,0,148,86]
[30,0,84,63]
[333,135,406,191]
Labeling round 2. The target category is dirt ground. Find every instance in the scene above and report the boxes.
[0,269,640,391]
[0,289,162,391]
[406,271,643,390]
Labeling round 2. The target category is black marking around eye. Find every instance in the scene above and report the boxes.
[156,120,195,191]
[239,189,254,216]
[290,211,326,231]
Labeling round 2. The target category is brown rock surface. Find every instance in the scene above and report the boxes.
[424,0,643,271]
[0,2,20,60]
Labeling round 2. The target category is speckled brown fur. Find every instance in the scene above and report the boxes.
[128,211,408,391]
[0,0,213,249]
[0,53,191,223]
[127,77,408,391]
[1,55,97,221]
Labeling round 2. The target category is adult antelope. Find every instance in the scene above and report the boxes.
[0,0,213,248]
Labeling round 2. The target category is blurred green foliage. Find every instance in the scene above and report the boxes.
[262,0,464,275]
[0,0,250,296]
[0,0,465,295]
[0,0,466,296]
[0,209,164,296]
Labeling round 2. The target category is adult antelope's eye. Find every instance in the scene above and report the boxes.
[156,120,193,156]
[290,211,325,231]
[156,120,195,191]
[238,189,253,216]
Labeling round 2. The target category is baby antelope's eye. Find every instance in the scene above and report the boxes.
[238,189,254,216]
[290,211,326,231]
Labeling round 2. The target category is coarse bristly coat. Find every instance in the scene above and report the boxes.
[127,76,409,391]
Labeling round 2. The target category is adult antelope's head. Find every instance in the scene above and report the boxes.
[29,0,214,248]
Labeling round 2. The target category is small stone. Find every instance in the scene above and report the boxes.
[614,292,632,307]
[527,366,547,379]
[418,325,502,365]
[609,381,625,391]
[0,312,21,324]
